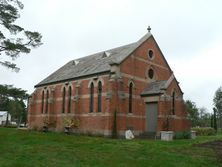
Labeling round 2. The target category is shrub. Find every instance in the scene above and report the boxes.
[174,131,191,139]
[63,117,80,128]
[217,128,222,135]
[191,127,216,136]
[0,124,17,128]
[32,125,40,131]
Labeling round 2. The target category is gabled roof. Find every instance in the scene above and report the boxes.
[141,74,183,96]
[35,33,152,87]
[141,80,167,96]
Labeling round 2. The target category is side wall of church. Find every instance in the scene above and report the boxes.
[28,36,190,137]
[28,75,116,136]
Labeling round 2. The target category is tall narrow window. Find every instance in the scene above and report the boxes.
[98,81,102,112]
[68,86,72,113]
[129,82,133,113]
[90,82,94,113]
[62,87,66,113]
[148,68,154,79]
[45,90,49,113]
[172,91,175,115]
[41,91,44,113]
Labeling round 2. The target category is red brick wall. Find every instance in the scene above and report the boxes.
[28,36,190,136]
[117,36,190,134]
[28,75,116,135]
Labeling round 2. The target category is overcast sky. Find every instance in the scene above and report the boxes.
[1,0,222,112]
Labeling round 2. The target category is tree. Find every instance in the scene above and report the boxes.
[186,100,213,127]
[0,0,42,71]
[213,87,222,115]
[213,108,217,131]
[211,114,214,128]
[0,84,28,126]
[0,84,28,100]
[199,107,211,127]
[213,86,222,128]
[7,99,24,126]
[185,100,199,127]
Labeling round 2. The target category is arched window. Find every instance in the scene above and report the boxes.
[68,86,72,113]
[148,49,154,59]
[172,91,175,115]
[41,91,44,113]
[62,87,66,113]
[98,81,102,112]
[128,82,133,113]
[148,68,154,79]
[45,90,49,113]
[89,82,94,113]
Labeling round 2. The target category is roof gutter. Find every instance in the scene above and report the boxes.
[35,70,110,88]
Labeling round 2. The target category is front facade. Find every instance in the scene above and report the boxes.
[28,30,190,137]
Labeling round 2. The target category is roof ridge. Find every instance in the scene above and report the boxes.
[35,32,153,87]
[73,32,153,62]
[74,42,137,61]
[116,32,152,64]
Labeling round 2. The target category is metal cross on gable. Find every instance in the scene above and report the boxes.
[147,26,151,32]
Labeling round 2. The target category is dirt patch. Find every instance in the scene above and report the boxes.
[196,140,222,162]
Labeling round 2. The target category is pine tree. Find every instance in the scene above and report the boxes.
[0,0,42,71]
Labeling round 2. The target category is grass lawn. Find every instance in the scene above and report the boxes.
[0,128,221,167]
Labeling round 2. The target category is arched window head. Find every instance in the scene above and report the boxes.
[128,82,133,113]
[45,90,49,114]
[62,87,66,113]
[98,81,102,112]
[89,82,94,113]
[41,91,44,114]
[148,49,154,59]
[148,68,154,79]
[68,86,72,113]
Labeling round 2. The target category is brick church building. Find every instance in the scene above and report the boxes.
[28,28,190,137]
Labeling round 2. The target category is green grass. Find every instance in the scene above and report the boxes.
[0,128,221,167]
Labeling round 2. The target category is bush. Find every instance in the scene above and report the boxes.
[191,127,216,136]
[217,128,222,135]
[0,124,17,128]
[174,131,191,139]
